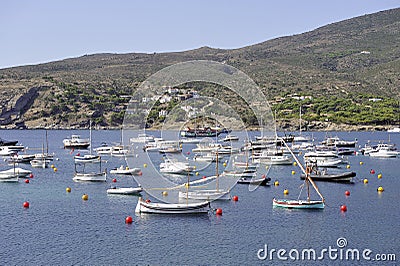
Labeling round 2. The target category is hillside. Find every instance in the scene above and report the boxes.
[0,8,399,130]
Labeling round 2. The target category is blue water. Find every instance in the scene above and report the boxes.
[0,130,399,265]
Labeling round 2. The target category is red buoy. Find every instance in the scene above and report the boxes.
[125,216,133,224]
[138,171,143,176]
[370,169,375,174]
[187,151,190,155]
[340,205,347,212]
[145,199,151,203]
[25,179,30,184]
[77,153,80,156]
[29,173,34,178]
[23,201,30,208]
[261,174,266,179]
[232,195,239,201]
[345,190,350,196]
[216,208,223,215]
[112,178,117,183]
[202,175,207,179]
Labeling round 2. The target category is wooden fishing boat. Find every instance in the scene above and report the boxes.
[272,198,325,209]
[135,197,210,214]
[272,138,325,210]
[300,170,356,183]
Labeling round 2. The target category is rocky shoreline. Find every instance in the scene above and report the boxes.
[0,120,394,132]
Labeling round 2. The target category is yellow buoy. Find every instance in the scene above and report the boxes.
[283,189,289,195]
[293,162,297,166]
[291,170,295,175]
[53,167,58,172]
[51,164,55,168]
[377,186,384,192]
[143,163,147,168]
[377,174,382,179]
[162,191,168,196]
[363,179,368,184]
[265,165,269,169]
[359,161,363,165]
[195,172,199,176]
[193,166,196,170]
[126,166,129,170]
[274,181,279,186]
[66,187,71,193]
[185,183,189,188]
[346,165,351,169]
[82,194,89,200]
[223,162,227,167]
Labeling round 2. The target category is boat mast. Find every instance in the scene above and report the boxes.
[278,137,325,202]
[216,150,219,191]
[299,106,302,136]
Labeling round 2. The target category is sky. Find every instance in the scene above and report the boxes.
[0,0,399,69]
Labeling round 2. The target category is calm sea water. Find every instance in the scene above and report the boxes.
[0,130,399,265]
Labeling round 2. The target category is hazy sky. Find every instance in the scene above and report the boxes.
[0,0,399,69]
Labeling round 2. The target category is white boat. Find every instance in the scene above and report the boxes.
[63,135,90,149]
[111,145,134,157]
[368,145,398,158]
[0,167,31,179]
[304,150,338,160]
[160,158,195,174]
[305,158,343,168]
[74,154,101,163]
[222,134,239,142]
[73,172,107,182]
[253,155,293,165]
[193,153,217,162]
[0,146,17,156]
[130,133,155,143]
[30,158,50,168]
[0,171,19,182]
[94,145,113,155]
[110,165,141,175]
[178,189,231,200]
[223,170,256,179]
[388,127,400,133]
[7,154,35,163]
[107,186,142,195]
[135,197,210,214]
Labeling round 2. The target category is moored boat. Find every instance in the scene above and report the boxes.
[107,186,142,195]
[63,135,90,149]
[135,197,210,214]
[272,198,325,209]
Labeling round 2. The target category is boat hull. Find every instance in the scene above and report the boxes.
[73,172,107,182]
[300,171,356,183]
[107,187,142,195]
[237,177,271,186]
[178,190,231,200]
[135,198,210,214]
[273,198,325,209]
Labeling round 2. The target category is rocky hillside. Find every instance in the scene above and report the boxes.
[0,8,399,129]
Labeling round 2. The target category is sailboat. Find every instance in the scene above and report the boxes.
[30,131,52,168]
[178,151,231,200]
[272,137,325,209]
[74,122,100,163]
[73,121,106,182]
